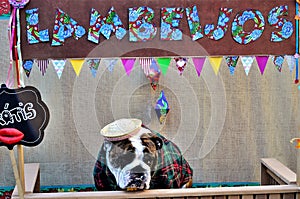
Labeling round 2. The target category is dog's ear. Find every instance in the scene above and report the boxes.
[150,136,163,150]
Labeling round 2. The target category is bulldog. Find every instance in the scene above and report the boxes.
[93,119,193,191]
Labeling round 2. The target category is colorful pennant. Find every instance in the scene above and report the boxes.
[256,56,269,75]
[192,57,205,77]
[103,58,118,72]
[155,90,170,124]
[208,57,222,75]
[156,58,171,76]
[70,59,85,76]
[22,59,34,77]
[36,59,50,76]
[52,59,66,79]
[224,56,239,75]
[121,58,136,76]
[241,56,254,76]
[86,59,101,77]
[285,55,296,72]
[174,57,188,75]
[272,55,284,72]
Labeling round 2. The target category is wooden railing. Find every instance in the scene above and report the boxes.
[12,158,299,199]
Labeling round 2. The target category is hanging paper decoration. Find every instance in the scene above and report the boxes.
[232,9,265,44]
[174,57,188,75]
[51,8,86,46]
[52,60,66,79]
[121,58,136,76]
[192,57,205,77]
[0,0,10,16]
[241,56,254,76]
[23,59,34,77]
[129,7,157,42]
[208,57,222,75]
[185,5,203,41]
[155,90,170,124]
[204,7,233,41]
[139,58,152,76]
[285,55,296,73]
[295,0,300,84]
[25,8,50,44]
[36,59,50,76]
[255,56,269,75]
[88,7,126,44]
[70,59,85,76]
[86,59,100,77]
[156,58,171,76]
[272,55,284,72]
[103,58,118,72]
[160,7,184,40]
[290,138,300,149]
[147,59,161,90]
[268,5,293,42]
[224,56,239,75]
[7,0,30,88]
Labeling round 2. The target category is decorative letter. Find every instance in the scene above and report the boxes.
[232,9,265,45]
[268,5,293,42]
[88,7,126,44]
[186,5,203,41]
[25,8,49,44]
[128,6,157,42]
[160,7,184,40]
[204,8,232,41]
[51,8,86,46]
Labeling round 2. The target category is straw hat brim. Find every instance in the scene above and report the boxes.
[100,118,142,141]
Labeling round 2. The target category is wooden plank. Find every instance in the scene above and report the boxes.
[10,185,299,199]
[268,193,281,199]
[242,195,253,199]
[282,193,295,199]
[261,158,297,185]
[228,195,240,199]
[12,163,40,197]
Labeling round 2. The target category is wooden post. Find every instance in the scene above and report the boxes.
[17,145,25,192]
[297,149,300,186]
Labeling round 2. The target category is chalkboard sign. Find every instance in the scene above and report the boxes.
[0,84,49,149]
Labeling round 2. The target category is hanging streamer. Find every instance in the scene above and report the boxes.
[7,0,29,88]
[295,0,300,84]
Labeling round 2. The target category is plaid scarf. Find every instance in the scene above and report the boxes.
[93,130,193,191]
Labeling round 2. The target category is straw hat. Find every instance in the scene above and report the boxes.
[100,118,142,141]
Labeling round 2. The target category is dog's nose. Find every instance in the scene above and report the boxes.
[132,165,146,173]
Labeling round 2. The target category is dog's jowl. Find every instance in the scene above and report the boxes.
[93,118,193,191]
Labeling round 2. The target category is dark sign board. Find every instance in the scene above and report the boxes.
[19,0,296,59]
[0,84,49,149]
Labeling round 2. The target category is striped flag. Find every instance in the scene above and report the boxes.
[36,59,50,76]
[139,58,153,76]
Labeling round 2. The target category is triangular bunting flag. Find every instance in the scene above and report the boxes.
[103,58,118,72]
[155,90,170,124]
[70,59,85,76]
[208,57,222,75]
[86,59,101,77]
[224,56,239,75]
[52,59,66,79]
[255,56,269,75]
[174,57,188,75]
[272,55,284,72]
[36,59,50,76]
[156,58,171,76]
[121,58,136,76]
[139,58,153,76]
[285,55,296,73]
[241,56,254,76]
[23,59,34,78]
[192,57,205,77]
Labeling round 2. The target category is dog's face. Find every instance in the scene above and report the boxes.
[102,128,162,190]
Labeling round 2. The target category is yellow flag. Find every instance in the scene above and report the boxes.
[208,57,222,75]
[70,59,85,76]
